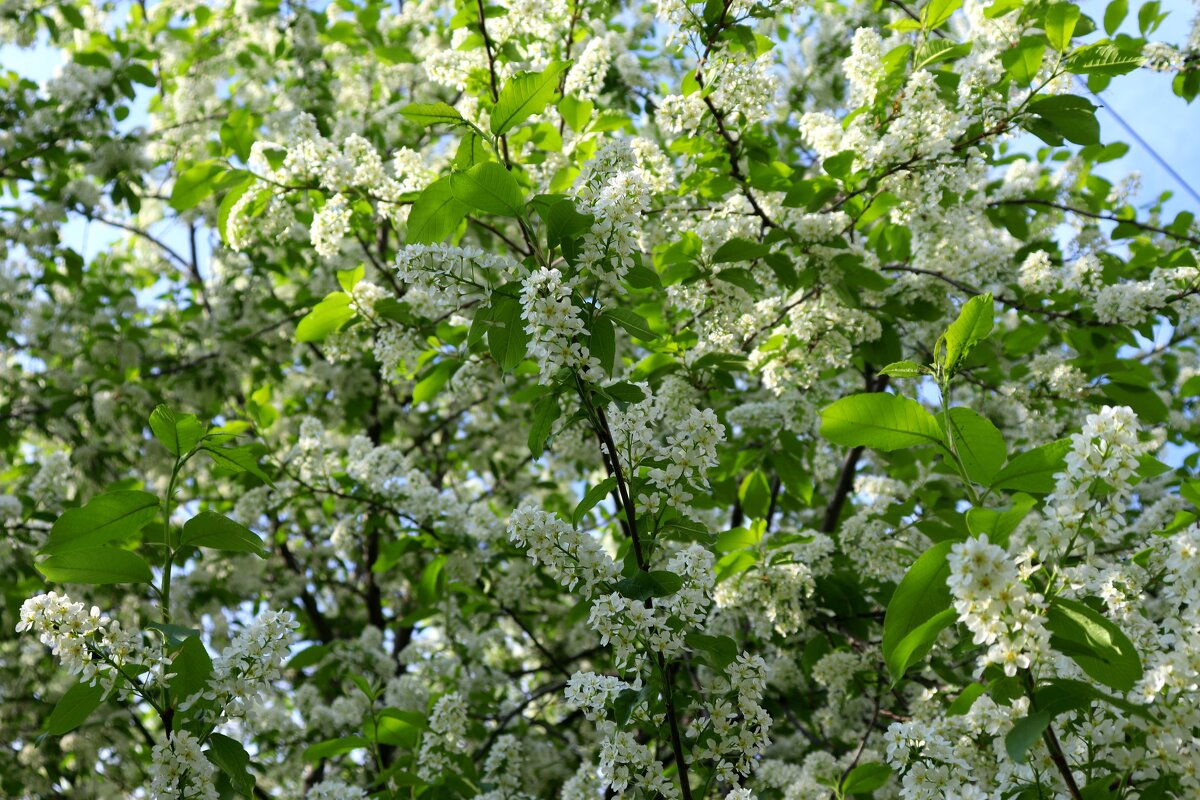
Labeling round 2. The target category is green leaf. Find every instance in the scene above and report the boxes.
[407,176,468,244]
[1045,597,1142,692]
[1035,678,1157,721]
[544,198,594,252]
[879,360,926,378]
[202,445,274,486]
[486,294,529,372]
[841,762,892,795]
[147,622,202,648]
[42,490,159,555]
[990,439,1070,493]
[181,511,267,557]
[1045,3,1081,50]
[491,62,570,135]
[614,571,684,601]
[684,632,739,670]
[890,608,958,686]
[715,267,763,295]
[170,636,214,704]
[1103,0,1127,35]
[418,555,447,605]
[1029,95,1100,145]
[413,360,459,404]
[1001,36,1046,85]
[303,736,369,763]
[337,264,365,293]
[368,709,423,748]
[149,405,205,456]
[1100,382,1168,424]
[604,382,646,404]
[947,683,987,715]
[738,469,772,520]
[449,162,525,217]
[716,526,761,553]
[590,314,616,375]
[206,733,255,797]
[296,292,354,343]
[914,39,972,69]
[557,95,594,132]
[287,643,329,670]
[1137,0,1161,33]
[170,161,225,211]
[1006,710,1051,762]
[58,3,86,28]
[604,308,658,341]
[573,478,617,526]
[883,540,956,683]
[612,687,642,728]
[400,102,465,126]
[1066,42,1143,76]
[943,407,1007,485]
[938,293,993,373]
[37,547,153,585]
[965,494,1036,548]
[219,108,256,161]
[528,394,561,456]
[820,393,945,452]
[712,238,770,263]
[455,131,492,168]
[921,0,962,29]
[46,681,105,735]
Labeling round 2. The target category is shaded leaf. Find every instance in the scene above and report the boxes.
[46,681,105,736]
[42,490,159,555]
[37,547,153,585]
[883,540,956,683]
[181,511,267,557]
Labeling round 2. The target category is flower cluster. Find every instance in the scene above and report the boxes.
[947,535,1049,676]
[688,653,772,786]
[508,502,620,594]
[417,692,469,783]
[607,394,726,521]
[16,592,167,695]
[564,671,634,720]
[1046,404,1154,545]
[519,267,605,384]
[394,243,520,318]
[147,730,219,800]
[587,545,715,668]
[575,141,652,282]
[599,728,679,799]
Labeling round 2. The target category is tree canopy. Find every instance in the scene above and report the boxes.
[2,0,1200,798]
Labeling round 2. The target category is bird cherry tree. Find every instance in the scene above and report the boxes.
[2,0,1200,798]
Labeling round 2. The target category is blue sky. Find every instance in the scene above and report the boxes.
[2,1,1196,263]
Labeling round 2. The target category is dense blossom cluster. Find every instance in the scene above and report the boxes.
[507,503,620,594]
[947,536,1050,676]
[148,731,219,800]
[16,592,168,695]
[520,267,606,384]
[1046,404,1156,545]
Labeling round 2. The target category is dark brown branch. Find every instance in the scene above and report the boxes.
[278,537,335,644]
[879,264,1099,326]
[991,198,1200,248]
[502,606,572,678]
